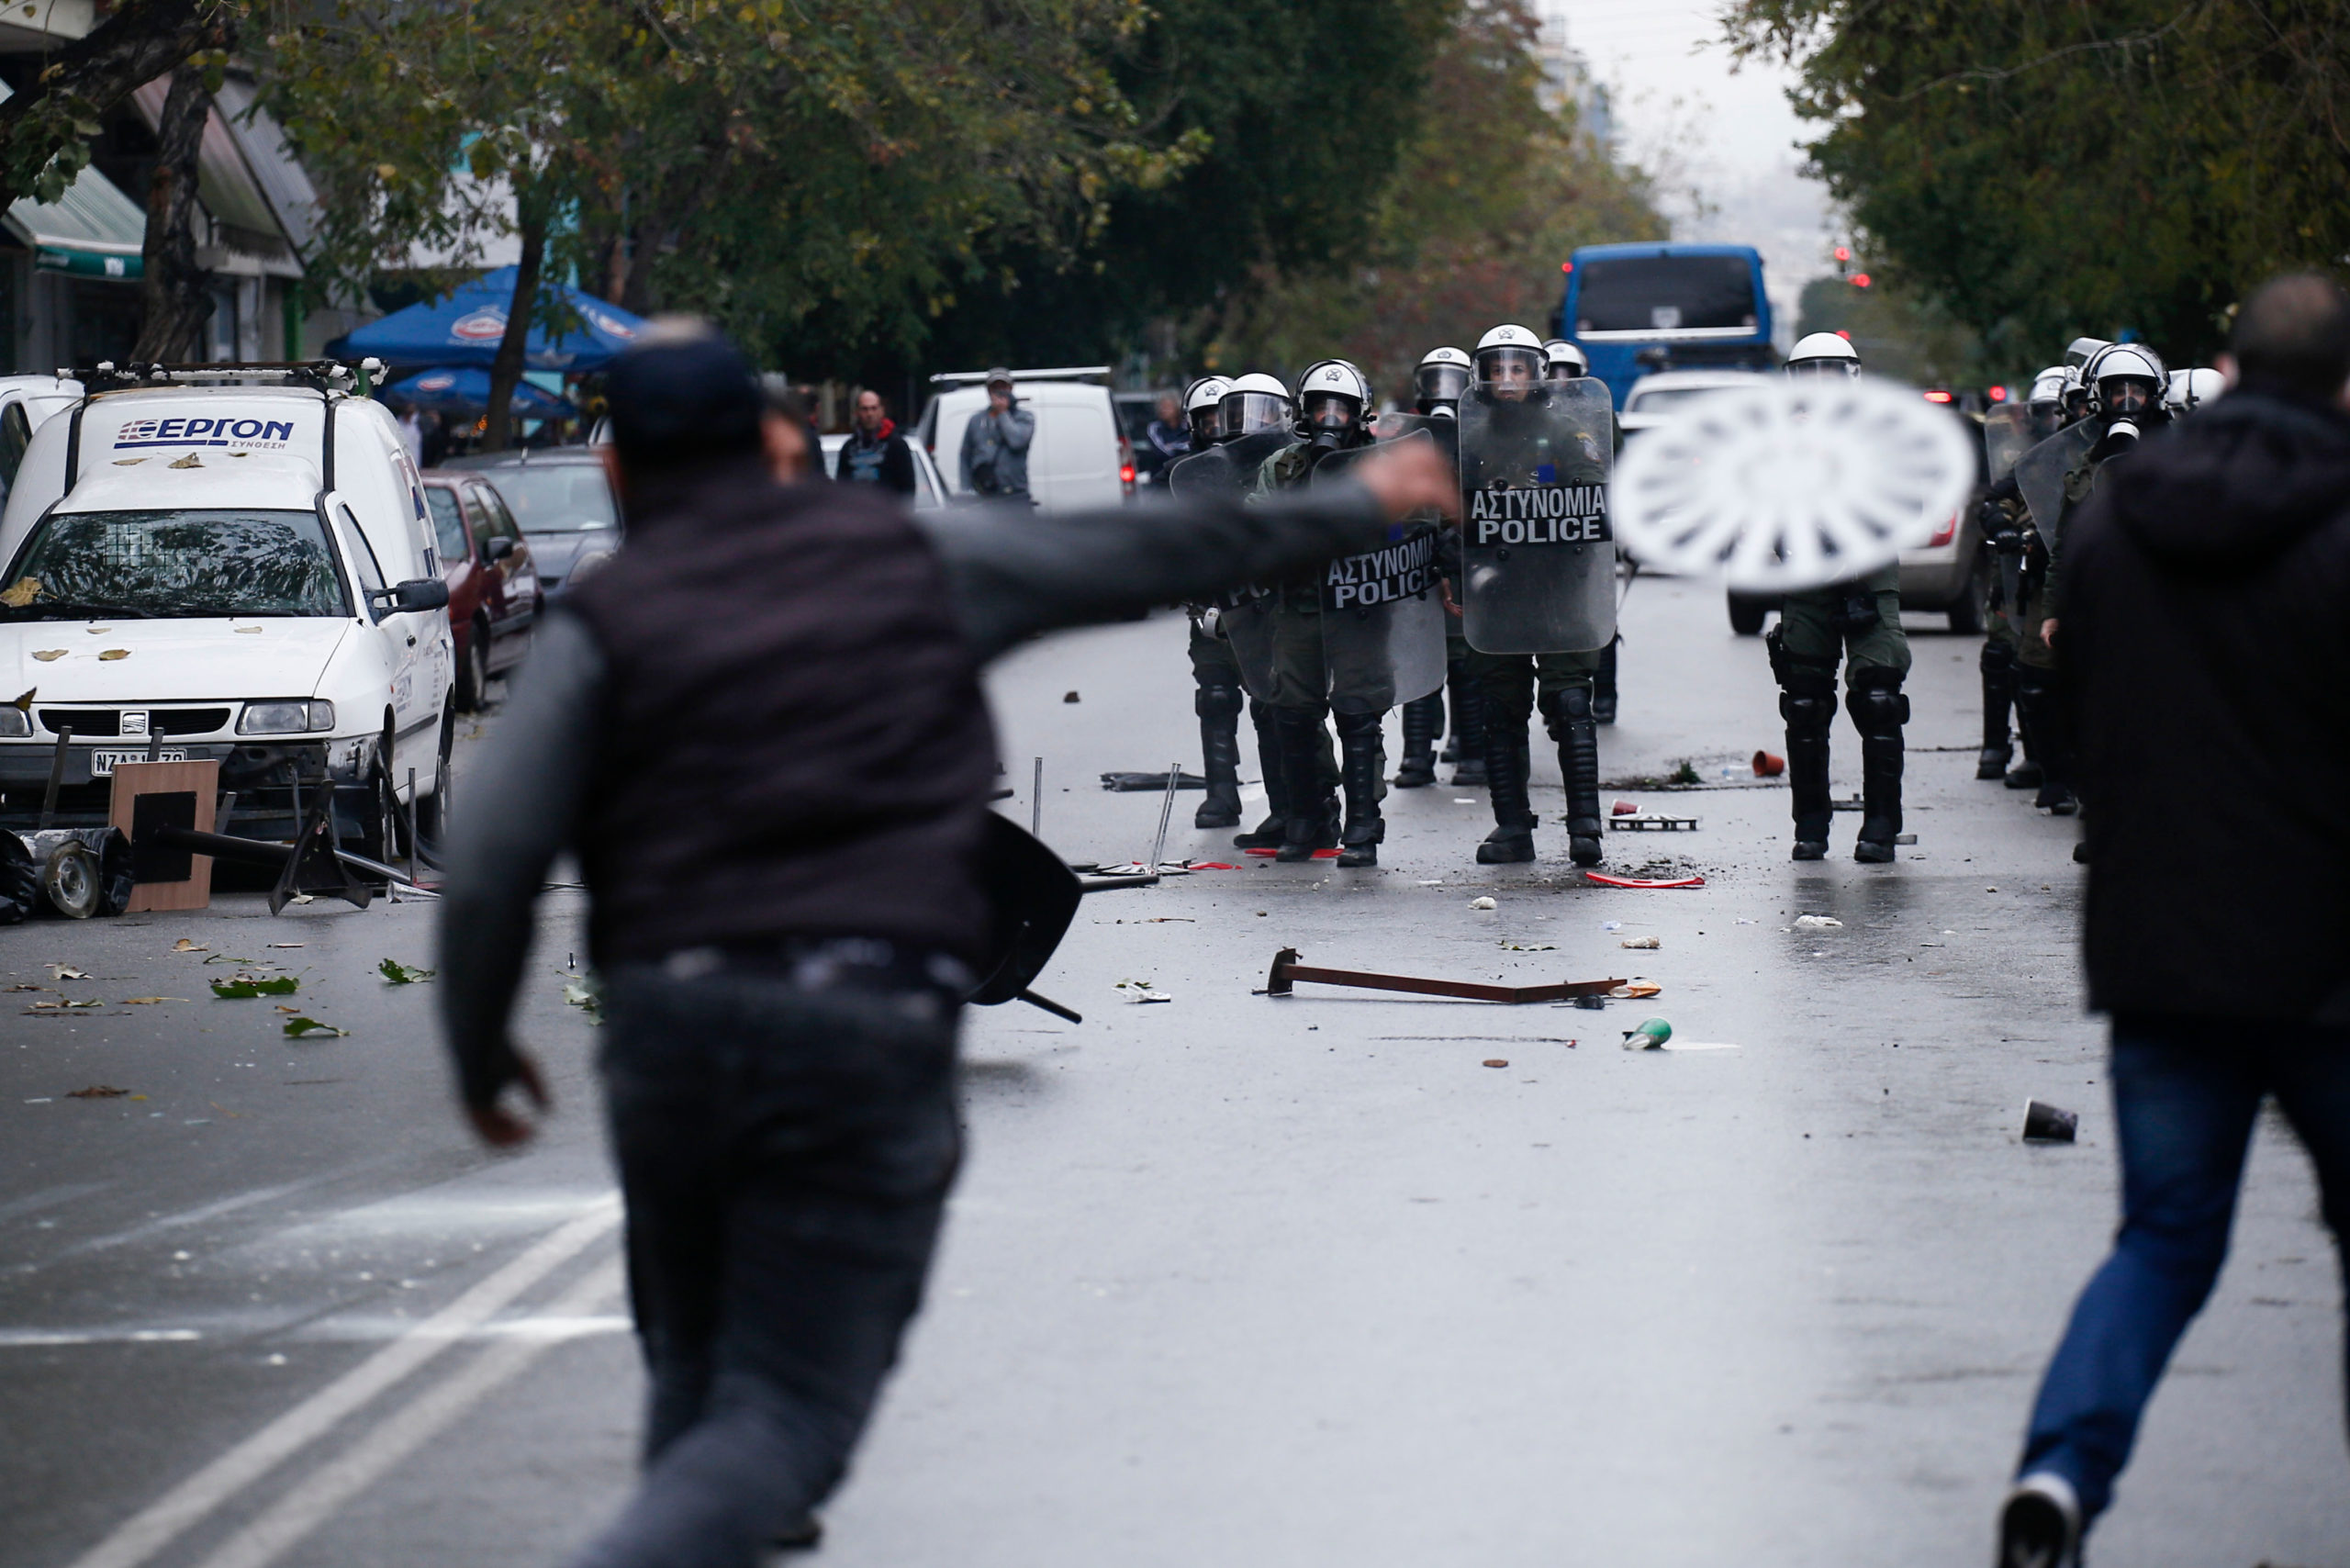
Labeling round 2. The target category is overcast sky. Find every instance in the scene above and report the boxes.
[1548,0,1836,343]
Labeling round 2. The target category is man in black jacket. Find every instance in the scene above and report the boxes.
[435,321,1453,1568]
[832,388,916,495]
[1997,274,2350,1566]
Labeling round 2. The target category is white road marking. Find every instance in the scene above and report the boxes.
[186,1259,627,1568]
[62,1196,620,1568]
[0,1327,201,1348]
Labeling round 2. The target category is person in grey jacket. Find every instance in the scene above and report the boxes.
[435,321,1454,1568]
[957,366,1035,498]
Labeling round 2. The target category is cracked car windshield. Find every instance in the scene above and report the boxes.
[0,508,350,620]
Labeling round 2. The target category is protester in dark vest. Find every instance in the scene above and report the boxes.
[833,387,916,494]
[434,319,1454,1568]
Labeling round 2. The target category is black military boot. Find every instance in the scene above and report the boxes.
[1977,640,2016,780]
[1273,707,1339,862]
[1233,700,1289,849]
[1593,634,1621,725]
[1335,710,1387,866]
[1540,686,1605,868]
[2004,676,2046,792]
[1476,723,1537,863]
[1782,678,1835,860]
[1447,658,1488,787]
[1848,671,1908,863]
[1193,682,1245,829]
[2014,668,2076,813]
[1393,693,1440,789]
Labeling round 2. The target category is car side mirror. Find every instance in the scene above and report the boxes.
[370,577,451,618]
[484,534,517,562]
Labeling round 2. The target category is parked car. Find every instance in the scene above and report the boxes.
[443,446,621,599]
[917,369,1133,510]
[1616,368,1763,442]
[0,372,454,852]
[423,471,543,711]
[817,433,950,510]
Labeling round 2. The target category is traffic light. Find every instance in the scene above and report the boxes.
[1850,272,1873,289]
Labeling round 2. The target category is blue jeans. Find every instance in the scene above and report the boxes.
[567,958,963,1568]
[2018,1016,2350,1524]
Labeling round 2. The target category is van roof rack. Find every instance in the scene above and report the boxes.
[927,365,1111,386]
[65,360,383,394]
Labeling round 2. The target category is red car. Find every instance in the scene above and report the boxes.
[424,472,543,711]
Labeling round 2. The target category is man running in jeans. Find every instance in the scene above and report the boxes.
[1997,274,2350,1564]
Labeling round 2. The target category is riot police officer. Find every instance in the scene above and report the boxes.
[1767,331,1911,862]
[1167,375,1248,829]
[1248,360,1398,865]
[1975,365,2068,782]
[1400,347,1474,789]
[1544,337,1626,723]
[1457,323,1615,868]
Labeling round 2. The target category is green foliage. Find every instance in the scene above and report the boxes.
[1728,0,2350,367]
[1793,274,1991,386]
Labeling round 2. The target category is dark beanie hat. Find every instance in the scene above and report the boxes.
[604,317,764,471]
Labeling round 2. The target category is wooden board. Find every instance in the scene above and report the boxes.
[107,759,221,913]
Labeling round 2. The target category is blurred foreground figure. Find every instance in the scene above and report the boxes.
[434,320,1452,1568]
[1998,274,2350,1567]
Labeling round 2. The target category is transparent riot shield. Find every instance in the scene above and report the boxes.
[1981,404,2034,484]
[2013,421,2097,543]
[1457,376,1616,654]
[1170,433,1293,700]
[1165,445,1238,503]
[1308,431,1447,712]
[1371,410,1460,473]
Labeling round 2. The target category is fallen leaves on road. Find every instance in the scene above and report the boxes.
[282,1016,349,1039]
[172,939,207,952]
[563,979,603,1023]
[31,649,65,662]
[66,1085,130,1099]
[1621,936,1662,950]
[379,958,434,984]
[1500,942,1556,952]
[97,649,130,661]
[211,975,299,999]
[1482,1059,1510,1069]
[120,997,184,1005]
[25,999,102,1013]
[5,982,45,991]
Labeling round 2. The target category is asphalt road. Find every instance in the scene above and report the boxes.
[3,577,2343,1568]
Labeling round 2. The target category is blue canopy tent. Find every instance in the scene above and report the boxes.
[384,366,577,419]
[330,266,647,371]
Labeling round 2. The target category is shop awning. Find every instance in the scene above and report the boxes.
[0,79,146,281]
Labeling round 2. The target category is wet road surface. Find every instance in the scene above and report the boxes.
[4,577,2343,1568]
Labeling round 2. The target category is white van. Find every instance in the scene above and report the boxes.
[918,369,1133,511]
[0,369,455,856]
[0,375,83,506]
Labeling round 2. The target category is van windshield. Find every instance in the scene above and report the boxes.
[0,508,351,621]
[481,465,618,532]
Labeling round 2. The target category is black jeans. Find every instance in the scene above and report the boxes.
[566,957,962,1568]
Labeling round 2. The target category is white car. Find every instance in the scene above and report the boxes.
[817,433,950,509]
[0,372,454,857]
[917,370,1134,511]
[1616,368,1764,442]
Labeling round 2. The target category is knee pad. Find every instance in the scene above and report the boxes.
[1331,709,1382,741]
[1979,637,2015,678]
[1779,691,1835,736]
[1845,682,1908,735]
[1195,683,1243,722]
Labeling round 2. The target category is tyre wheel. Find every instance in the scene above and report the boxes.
[454,621,489,712]
[415,707,454,846]
[1728,593,1767,636]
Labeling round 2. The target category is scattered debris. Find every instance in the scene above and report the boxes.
[119,997,182,1005]
[1794,914,1843,929]
[1572,994,1606,1010]
[97,649,130,661]
[1669,759,1700,785]
[281,1017,350,1039]
[267,943,306,949]
[1658,1039,1740,1052]
[210,975,299,999]
[1191,862,1239,870]
[1468,896,1497,911]
[378,958,434,985]
[1751,750,1785,777]
[25,999,102,1013]
[1499,942,1556,952]
[31,649,65,662]
[563,978,603,1022]
[1482,1058,1509,1069]
[1584,872,1704,890]
[172,939,207,952]
[1100,770,1206,791]
[1611,800,1639,815]
[1895,833,1918,846]
[1607,815,1698,832]
[1620,935,1662,949]
[1242,846,1339,859]
[2023,1100,2078,1143]
[66,1085,130,1098]
[1063,690,1080,703]
[1609,981,1662,999]
[1263,948,1622,1005]
[48,965,91,980]
[5,982,45,991]
[1621,1017,1673,1050]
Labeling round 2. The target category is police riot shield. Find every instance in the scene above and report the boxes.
[2012,421,2097,543]
[1164,445,1237,502]
[1371,410,1460,472]
[1457,377,1616,655]
[1171,431,1295,701]
[1981,403,2034,484]
[1308,431,1447,712]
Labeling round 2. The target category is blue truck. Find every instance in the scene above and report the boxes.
[1554,241,1775,407]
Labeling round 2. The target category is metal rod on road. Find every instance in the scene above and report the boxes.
[38,725,71,830]
[1147,760,1179,871]
[403,767,419,900]
[1264,947,1624,1004]
[1031,756,1042,837]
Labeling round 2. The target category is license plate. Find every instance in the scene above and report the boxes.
[91,748,187,775]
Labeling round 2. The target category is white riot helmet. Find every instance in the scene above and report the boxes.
[1182,375,1232,445]
[1293,358,1373,442]
[2165,366,2226,416]
[2084,342,2167,422]
[1413,346,1472,413]
[1785,331,1863,379]
[1217,372,1294,440]
[1542,338,1590,381]
[1473,323,1546,387]
[2060,364,2091,421]
[2063,336,2112,370]
[2025,366,2069,437]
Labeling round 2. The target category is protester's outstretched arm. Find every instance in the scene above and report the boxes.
[435,611,605,1143]
[926,442,1456,664]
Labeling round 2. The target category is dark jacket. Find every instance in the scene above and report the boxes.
[2062,390,2350,1025]
[835,420,917,495]
[565,455,997,970]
